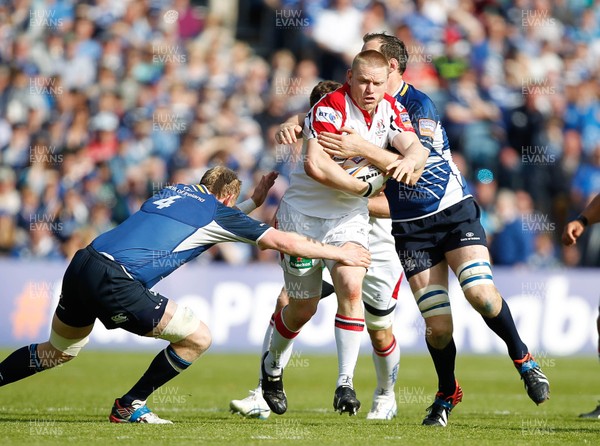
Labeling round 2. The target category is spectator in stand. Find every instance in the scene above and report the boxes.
[489,189,535,266]
[444,69,502,170]
[311,0,363,80]
[0,0,597,267]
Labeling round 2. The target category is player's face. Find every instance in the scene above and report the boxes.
[347,63,388,114]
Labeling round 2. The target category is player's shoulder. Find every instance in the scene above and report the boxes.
[313,84,348,109]
[309,85,348,130]
[404,84,438,114]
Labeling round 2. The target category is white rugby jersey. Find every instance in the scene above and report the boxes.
[282,83,415,218]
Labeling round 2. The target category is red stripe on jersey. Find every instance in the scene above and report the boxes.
[392,272,404,300]
[274,309,299,339]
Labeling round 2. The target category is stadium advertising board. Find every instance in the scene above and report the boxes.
[0,260,597,355]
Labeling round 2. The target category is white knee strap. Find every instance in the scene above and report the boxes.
[160,306,201,343]
[49,329,89,356]
[413,285,451,318]
[364,307,395,331]
[456,259,494,291]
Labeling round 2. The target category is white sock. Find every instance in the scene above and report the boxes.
[372,335,399,394]
[264,307,299,377]
[334,313,365,388]
[257,314,275,386]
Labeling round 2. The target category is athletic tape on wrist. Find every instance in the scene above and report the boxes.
[236,198,257,214]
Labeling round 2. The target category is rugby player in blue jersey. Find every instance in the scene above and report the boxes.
[278,32,550,427]
[0,166,370,424]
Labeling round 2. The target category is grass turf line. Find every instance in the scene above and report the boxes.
[0,350,597,445]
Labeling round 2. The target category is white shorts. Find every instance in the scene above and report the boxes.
[276,200,369,299]
[362,218,403,329]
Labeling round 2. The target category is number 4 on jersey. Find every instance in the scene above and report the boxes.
[153,195,182,209]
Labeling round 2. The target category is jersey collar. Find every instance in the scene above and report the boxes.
[392,81,409,98]
[194,184,210,194]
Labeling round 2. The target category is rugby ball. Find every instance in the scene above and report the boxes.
[342,157,387,195]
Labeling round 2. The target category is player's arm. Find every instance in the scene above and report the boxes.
[318,127,427,185]
[276,113,306,145]
[304,138,371,197]
[234,171,278,214]
[562,193,600,246]
[387,131,430,184]
[258,229,371,268]
[318,127,398,171]
[367,193,390,218]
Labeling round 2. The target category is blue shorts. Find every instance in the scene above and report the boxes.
[392,198,488,279]
[56,246,168,335]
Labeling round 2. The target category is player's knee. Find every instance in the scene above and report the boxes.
[159,305,202,343]
[465,285,501,317]
[291,303,318,325]
[186,322,212,355]
[367,327,393,351]
[48,330,89,363]
[426,324,453,347]
[337,282,362,304]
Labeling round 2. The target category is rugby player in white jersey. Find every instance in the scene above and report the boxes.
[255,50,428,417]
[230,81,404,420]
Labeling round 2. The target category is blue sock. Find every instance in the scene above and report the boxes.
[120,346,192,405]
[426,338,457,397]
[482,298,528,361]
[0,344,44,387]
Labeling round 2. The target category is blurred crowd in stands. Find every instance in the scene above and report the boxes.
[0,0,599,268]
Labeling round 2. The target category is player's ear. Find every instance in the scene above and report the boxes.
[346,69,352,83]
[222,193,238,208]
[388,57,399,74]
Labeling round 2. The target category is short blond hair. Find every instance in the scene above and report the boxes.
[200,166,241,200]
[351,49,389,73]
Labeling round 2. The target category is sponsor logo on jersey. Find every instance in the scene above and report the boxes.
[315,106,342,128]
[418,118,436,137]
[290,256,313,269]
[400,112,411,124]
[111,313,129,324]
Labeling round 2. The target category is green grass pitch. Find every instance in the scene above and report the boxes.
[0,350,598,445]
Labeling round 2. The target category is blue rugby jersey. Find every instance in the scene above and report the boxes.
[384,82,471,221]
[92,184,271,288]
